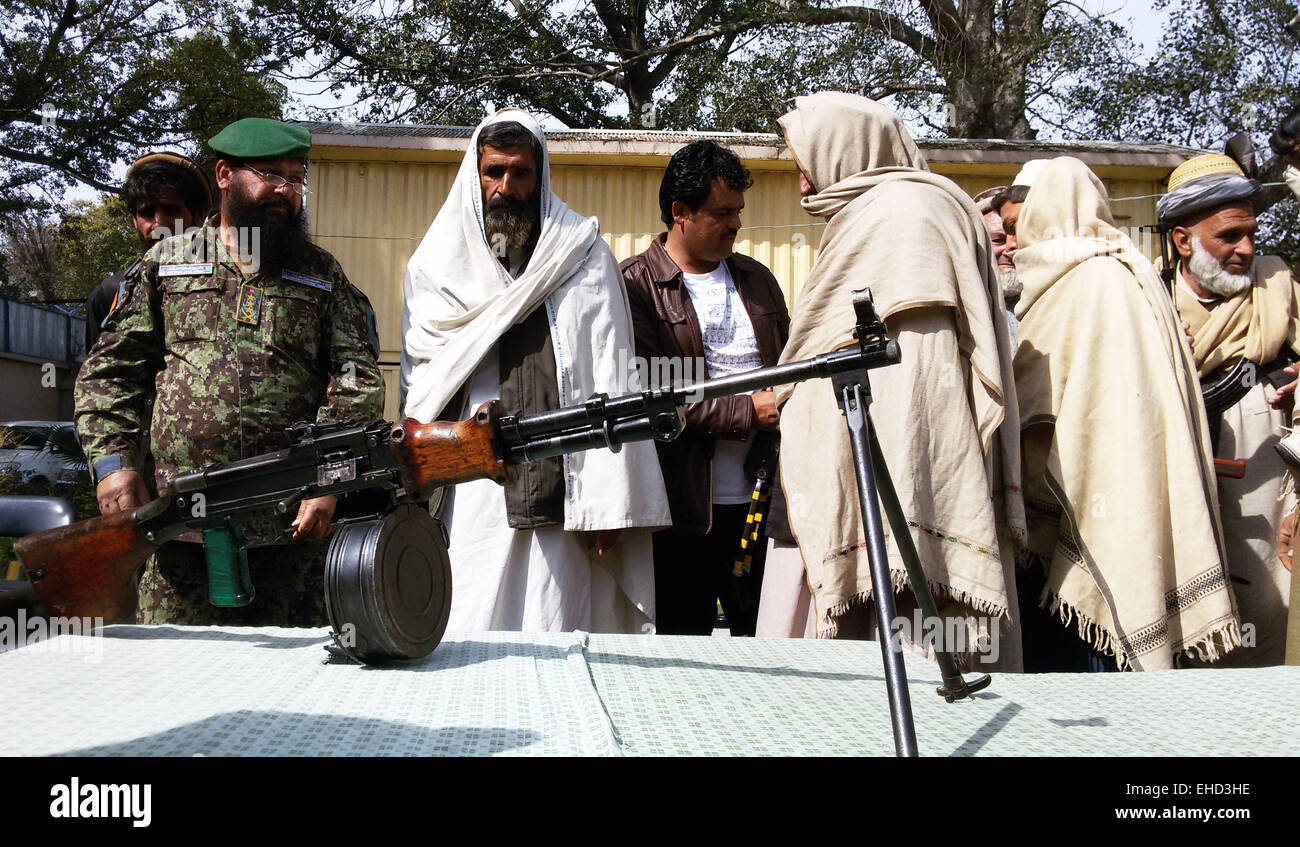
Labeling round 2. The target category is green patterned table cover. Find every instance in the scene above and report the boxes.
[1,626,1294,756]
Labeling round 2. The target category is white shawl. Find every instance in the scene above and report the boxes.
[401,109,670,531]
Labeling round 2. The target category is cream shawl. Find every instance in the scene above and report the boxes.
[1175,255,1300,378]
[776,92,1025,637]
[401,109,670,532]
[1014,156,1239,670]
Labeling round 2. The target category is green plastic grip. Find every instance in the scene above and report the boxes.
[203,526,255,607]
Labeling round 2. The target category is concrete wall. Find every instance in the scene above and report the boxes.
[0,355,75,422]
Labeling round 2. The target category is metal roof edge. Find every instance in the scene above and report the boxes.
[300,121,1206,166]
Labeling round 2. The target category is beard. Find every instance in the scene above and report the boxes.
[223,182,312,275]
[1188,236,1253,298]
[483,191,540,258]
[997,266,1022,307]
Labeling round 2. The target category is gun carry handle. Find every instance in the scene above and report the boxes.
[389,401,508,500]
[14,508,159,622]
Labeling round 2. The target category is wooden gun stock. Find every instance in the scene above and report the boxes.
[389,402,508,499]
[14,509,158,621]
[12,406,508,622]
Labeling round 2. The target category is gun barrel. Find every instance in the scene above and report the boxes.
[671,344,901,404]
[507,415,664,463]
[502,342,900,462]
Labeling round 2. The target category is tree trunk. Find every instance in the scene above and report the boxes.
[626,79,655,128]
[943,0,1040,139]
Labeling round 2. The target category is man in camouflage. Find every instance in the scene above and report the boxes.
[75,118,385,626]
[84,151,213,356]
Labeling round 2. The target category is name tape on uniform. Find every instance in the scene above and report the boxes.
[158,263,215,277]
[282,270,332,292]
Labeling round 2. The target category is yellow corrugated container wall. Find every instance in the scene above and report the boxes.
[308,145,1170,419]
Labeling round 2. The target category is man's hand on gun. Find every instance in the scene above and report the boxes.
[752,387,780,431]
[97,468,338,540]
[95,469,152,516]
[291,495,339,540]
[1268,363,1299,412]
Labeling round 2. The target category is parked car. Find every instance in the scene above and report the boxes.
[0,422,88,494]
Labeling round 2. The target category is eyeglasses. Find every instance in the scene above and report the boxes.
[241,165,310,196]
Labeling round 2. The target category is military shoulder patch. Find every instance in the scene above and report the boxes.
[282,270,332,292]
[158,263,215,277]
[237,283,263,325]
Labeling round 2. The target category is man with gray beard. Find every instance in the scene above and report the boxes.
[973,185,1022,346]
[401,112,669,633]
[1160,153,1297,666]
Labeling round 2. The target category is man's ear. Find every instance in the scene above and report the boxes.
[671,200,693,227]
[214,159,235,191]
[1170,225,1194,261]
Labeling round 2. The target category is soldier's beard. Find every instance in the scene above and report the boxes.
[483,191,540,258]
[224,186,312,275]
[1188,236,1252,298]
[998,266,1022,307]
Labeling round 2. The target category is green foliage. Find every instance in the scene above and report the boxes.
[0,210,61,300]
[0,195,137,302]
[0,426,15,496]
[0,2,286,209]
[0,423,94,518]
[153,30,288,175]
[55,197,140,302]
[260,0,1137,140]
[2,1,201,199]
[669,22,925,133]
[1076,0,1300,264]
[0,4,287,303]
[1258,199,1300,269]
[1080,0,1299,148]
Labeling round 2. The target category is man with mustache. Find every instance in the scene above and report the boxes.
[621,140,790,636]
[84,152,213,355]
[972,185,1023,347]
[1160,153,1296,666]
[401,112,669,633]
[75,117,384,625]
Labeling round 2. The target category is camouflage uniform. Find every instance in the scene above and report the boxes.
[75,222,385,625]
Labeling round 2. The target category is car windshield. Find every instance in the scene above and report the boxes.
[5,426,49,449]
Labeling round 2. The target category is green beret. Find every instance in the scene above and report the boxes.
[208,118,311,161]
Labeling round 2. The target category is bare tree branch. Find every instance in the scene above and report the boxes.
[0,142,120,193]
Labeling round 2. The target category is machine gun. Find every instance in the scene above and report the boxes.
[17,290,1000,756]
[15,298,902,651]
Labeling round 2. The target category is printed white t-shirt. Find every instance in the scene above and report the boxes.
[681,261,763,505]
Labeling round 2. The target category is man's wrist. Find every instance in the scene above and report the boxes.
[91,453,136,484]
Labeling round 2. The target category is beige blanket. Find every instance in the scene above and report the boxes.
[776,93,1024,644]
[1014,156,1239,670]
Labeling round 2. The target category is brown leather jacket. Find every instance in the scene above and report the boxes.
[621,234,791,534]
